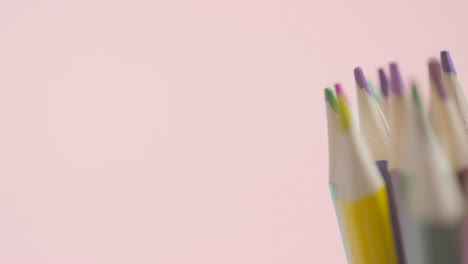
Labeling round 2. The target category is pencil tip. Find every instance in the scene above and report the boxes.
[354,67,372,95]
[378,68,389,98]
[429,59,449,100]
[389,62,405,97]
[325,87,339,112]
[333,84,352,130]
[412,82,422,108]
[368,81,380,103]
[441,50,457,75]
[334,83,344,96]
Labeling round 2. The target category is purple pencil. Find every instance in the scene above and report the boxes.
[428,58,468,264]
[379,68,391,122]
[387,63,411,264]
[428,58,468,187]
[441,51,468,138]
[354,67,390,163]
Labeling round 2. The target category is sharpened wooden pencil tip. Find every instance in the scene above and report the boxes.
[412,82,422,108]
[325,87,339,113]
[333,84,352,131]
[378,69,389,98]
[354,67,372,95]
[429,59,449,100]
[390,63,405,97]
[334,83,344,96]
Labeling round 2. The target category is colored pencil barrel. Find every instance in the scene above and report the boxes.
[396,171,424,264]
[419,224,460,264]
[461,218,468,264]
[377,161,407,264]
[339,187,397,264]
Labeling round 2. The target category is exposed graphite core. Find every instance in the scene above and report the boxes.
[429,59,449,100]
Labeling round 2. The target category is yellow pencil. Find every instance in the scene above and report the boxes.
[334,84,397,264]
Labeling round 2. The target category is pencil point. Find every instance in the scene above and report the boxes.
[354,67,372,95]
[325,87,339,112]
[368,81,380,103]
[334,83,344,97]
[441,50,457,75]
[333,83,352,129]
[412,82,422,108]
[429,59,449,100]
[378,68,389,98]
[334,83,350,104]
[389,63,405,97]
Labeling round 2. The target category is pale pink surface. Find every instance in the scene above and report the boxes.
[0,0,466,263]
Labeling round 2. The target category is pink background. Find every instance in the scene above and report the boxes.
[0,0,467,263]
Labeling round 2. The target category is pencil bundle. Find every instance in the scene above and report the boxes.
[325,50,468,264]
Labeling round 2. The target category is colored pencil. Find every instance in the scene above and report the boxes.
[427,59,468,264]
[379,68,390,121]
[428,59,468,189]
[324,87,351,262]
[368,80,380,104]
[354,67,405,263]
[441,51,468,138]
[355,67,390,161]
[324,50,468,264]
[334,86,397,264]
[403,83,465,264]
[387,62,413,264]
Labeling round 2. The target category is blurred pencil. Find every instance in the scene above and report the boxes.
[368,80,380,104]
[441,51,468,138]
[428,59,468,189]
[404,84,464,264]
[334,86,397,264]
[379,68,391,121]
[388,63,412,263]
[427,58,468,264]
[324,87,351,262]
